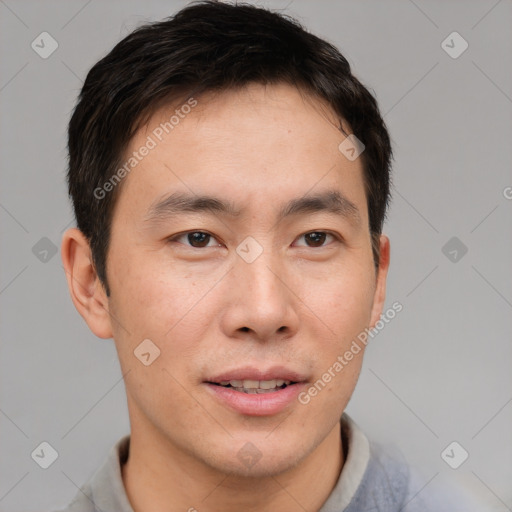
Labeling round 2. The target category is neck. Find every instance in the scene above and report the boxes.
[122,419,344,512]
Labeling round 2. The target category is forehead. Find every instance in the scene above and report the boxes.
[114,83,368,225]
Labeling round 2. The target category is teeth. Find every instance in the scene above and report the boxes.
[233,387,280,394]
[217,379,292,390]
[259,379,277,389]
[243,379,260,389]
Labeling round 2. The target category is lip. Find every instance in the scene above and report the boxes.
[204,381,307,416]
[205,365,308,383]
[203,365,308,416]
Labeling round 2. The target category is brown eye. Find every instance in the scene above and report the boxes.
[170,231,219,248]
[295,231,337,248]
[187,232,211,247]
[304,232,328,247]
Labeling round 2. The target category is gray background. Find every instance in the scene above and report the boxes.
[1,0,511,510]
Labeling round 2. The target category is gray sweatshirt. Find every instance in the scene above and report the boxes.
[54,414,480,512]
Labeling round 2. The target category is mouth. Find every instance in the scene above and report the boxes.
[207,379,297,394]
[203,366,308,416]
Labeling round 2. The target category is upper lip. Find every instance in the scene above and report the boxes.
[206,366,307,383]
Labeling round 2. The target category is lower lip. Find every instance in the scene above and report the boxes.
[204,382,306,416]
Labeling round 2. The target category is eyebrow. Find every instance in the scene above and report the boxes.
[144,189,361,226]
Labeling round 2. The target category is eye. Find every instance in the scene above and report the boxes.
[168,230,339,249]
[168,231,222,248]
[294,231,338,248]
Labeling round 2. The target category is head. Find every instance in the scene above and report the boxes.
[62,0,392,478]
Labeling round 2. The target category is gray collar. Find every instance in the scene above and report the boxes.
[71,413,371,511]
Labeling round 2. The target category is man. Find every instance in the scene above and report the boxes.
[59,1,475,510]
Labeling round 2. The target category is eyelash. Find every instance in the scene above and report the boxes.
[167,230,341,249]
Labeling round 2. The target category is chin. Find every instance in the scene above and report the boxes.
[201,435,311,479]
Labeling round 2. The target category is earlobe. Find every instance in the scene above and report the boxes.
[369,234,390,329]
[61,228,113,339]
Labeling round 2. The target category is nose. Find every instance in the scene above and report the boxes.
[219,248,300,342]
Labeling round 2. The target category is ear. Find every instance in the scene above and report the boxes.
[369,235,390,329]
[61,228,113,339]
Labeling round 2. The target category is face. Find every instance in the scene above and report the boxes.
[97,83,388,476]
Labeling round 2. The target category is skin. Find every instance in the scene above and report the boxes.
[62,82,390,512]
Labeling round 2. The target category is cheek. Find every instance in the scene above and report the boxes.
[108,254,213,404]
[300,275,372,417]
[304,265,375,405]
[110,248,185,324]
[306,263,375,343]
[108,249,219,361]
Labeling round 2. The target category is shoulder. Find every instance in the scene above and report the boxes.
[344,441,410,511]
[350,442,482,512]
[51,434,132,512]
[405,466,489,512]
